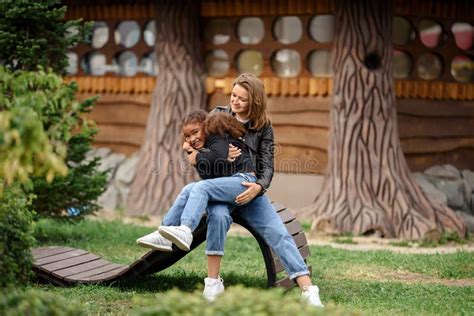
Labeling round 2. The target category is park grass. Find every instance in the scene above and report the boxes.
[30,218,474,315]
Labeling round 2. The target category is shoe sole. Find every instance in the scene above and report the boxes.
[136,240,173,252]
[159,228,191,251]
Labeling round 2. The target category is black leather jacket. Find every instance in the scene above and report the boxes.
[212,106,274,192]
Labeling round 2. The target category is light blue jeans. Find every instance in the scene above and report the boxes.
[162,172,257,231]
[206,195,310,280]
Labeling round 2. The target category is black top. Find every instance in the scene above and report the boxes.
[195,133,255,179]
[211,106,274,193]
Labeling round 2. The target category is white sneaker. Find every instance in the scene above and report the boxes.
[203,277,225,302]
[136,230,173,252]
[159,225,193,251]
[302,285,324,308]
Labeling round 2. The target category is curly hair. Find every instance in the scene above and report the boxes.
[182,110,246,140]
[181,110,207,127]
[205,112,246,139]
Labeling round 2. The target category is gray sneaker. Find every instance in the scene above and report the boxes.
[203,277,225,302]
[159,225,193,251]
[136,230,173,252]
[301,285,324,308]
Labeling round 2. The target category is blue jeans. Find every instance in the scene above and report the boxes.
[162,172,257,231]
[206,195,310,280]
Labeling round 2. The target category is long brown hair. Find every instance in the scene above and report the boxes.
[233,73,270,130]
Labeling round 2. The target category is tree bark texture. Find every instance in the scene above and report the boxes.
[309,0,466,239]
[127,0,205,216]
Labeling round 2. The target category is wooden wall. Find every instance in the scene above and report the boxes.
[83,90,474,173]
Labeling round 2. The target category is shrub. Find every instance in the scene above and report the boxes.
[32,128,108,220]
[0,288,84,316]
[136,286,344,316]
[0,184,35,287]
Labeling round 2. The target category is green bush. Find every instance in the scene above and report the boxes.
[0,288,84,316]
[32,129,108,220]
[0,184,35,287]
[136,286,345,316]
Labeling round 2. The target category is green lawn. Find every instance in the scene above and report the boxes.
[30,219,474,315]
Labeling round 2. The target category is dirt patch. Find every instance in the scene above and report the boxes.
[330,266,474,287]
[307,234,474,254]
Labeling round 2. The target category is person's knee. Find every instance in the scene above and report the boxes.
[207,211,232,228]
[182,182,196,194]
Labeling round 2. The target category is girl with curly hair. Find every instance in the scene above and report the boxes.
[138,110,257,253]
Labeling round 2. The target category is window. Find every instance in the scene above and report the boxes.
[206,50,230,77]
[416,53,442,80]
[271,49,301,77]
[418,19,444,48]
[308,50,333,77]
[237,50,264,76]
[392,50,412,79]
[115,21,140,48]
[237,17,264,44]
[309,15,334,43]
[451,55,473,83]
[273,16,302,44]
[205,19,232,45]
[393,17,415,45]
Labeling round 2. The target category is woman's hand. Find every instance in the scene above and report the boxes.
[235,182,262,205]
[227,144,241,162]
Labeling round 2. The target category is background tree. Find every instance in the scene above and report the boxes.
[127,0,206,216]
[0,0,85,74]
[306,0,466,240]
[0,0,107,220]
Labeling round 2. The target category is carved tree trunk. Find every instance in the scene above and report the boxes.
[308,0,466,239]
[127,0,205,216]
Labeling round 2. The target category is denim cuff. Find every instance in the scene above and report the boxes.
[205,250,224,256]
[289,270,310,280]
[180,219,196,232]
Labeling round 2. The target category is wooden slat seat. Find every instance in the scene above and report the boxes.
[32,202,311,288]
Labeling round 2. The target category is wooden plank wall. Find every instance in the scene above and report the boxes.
[83,91,474,173]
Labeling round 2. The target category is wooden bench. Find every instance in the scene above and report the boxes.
[32,202,311,288]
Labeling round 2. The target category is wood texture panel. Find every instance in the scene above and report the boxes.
[401,137,474,154]
[87,103,150,126]
[270,111,330,128]
[95,124,145,147]
[275,145,328,174]
[398,116,474,138]
[273,126,328,151]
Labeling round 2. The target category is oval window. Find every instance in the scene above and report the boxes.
[416,53,442,80]
[115,51,138,76]
[308,50,333,77]
[419,19,443,48]
[393,17,415,45]
[452,22,473,50]
[144,21,156,47]
[392,50,413,79]
[237,50,264,76]
[81,52,107,76]
[271,49,301,78]
[273,16,302,44]
[91,21,109,49]
[206,50,230,77]
[205,19,232,45]
[309,15,335,43]
[237,17,264,44]
[451,55,473,83]
[115,21,141,48]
